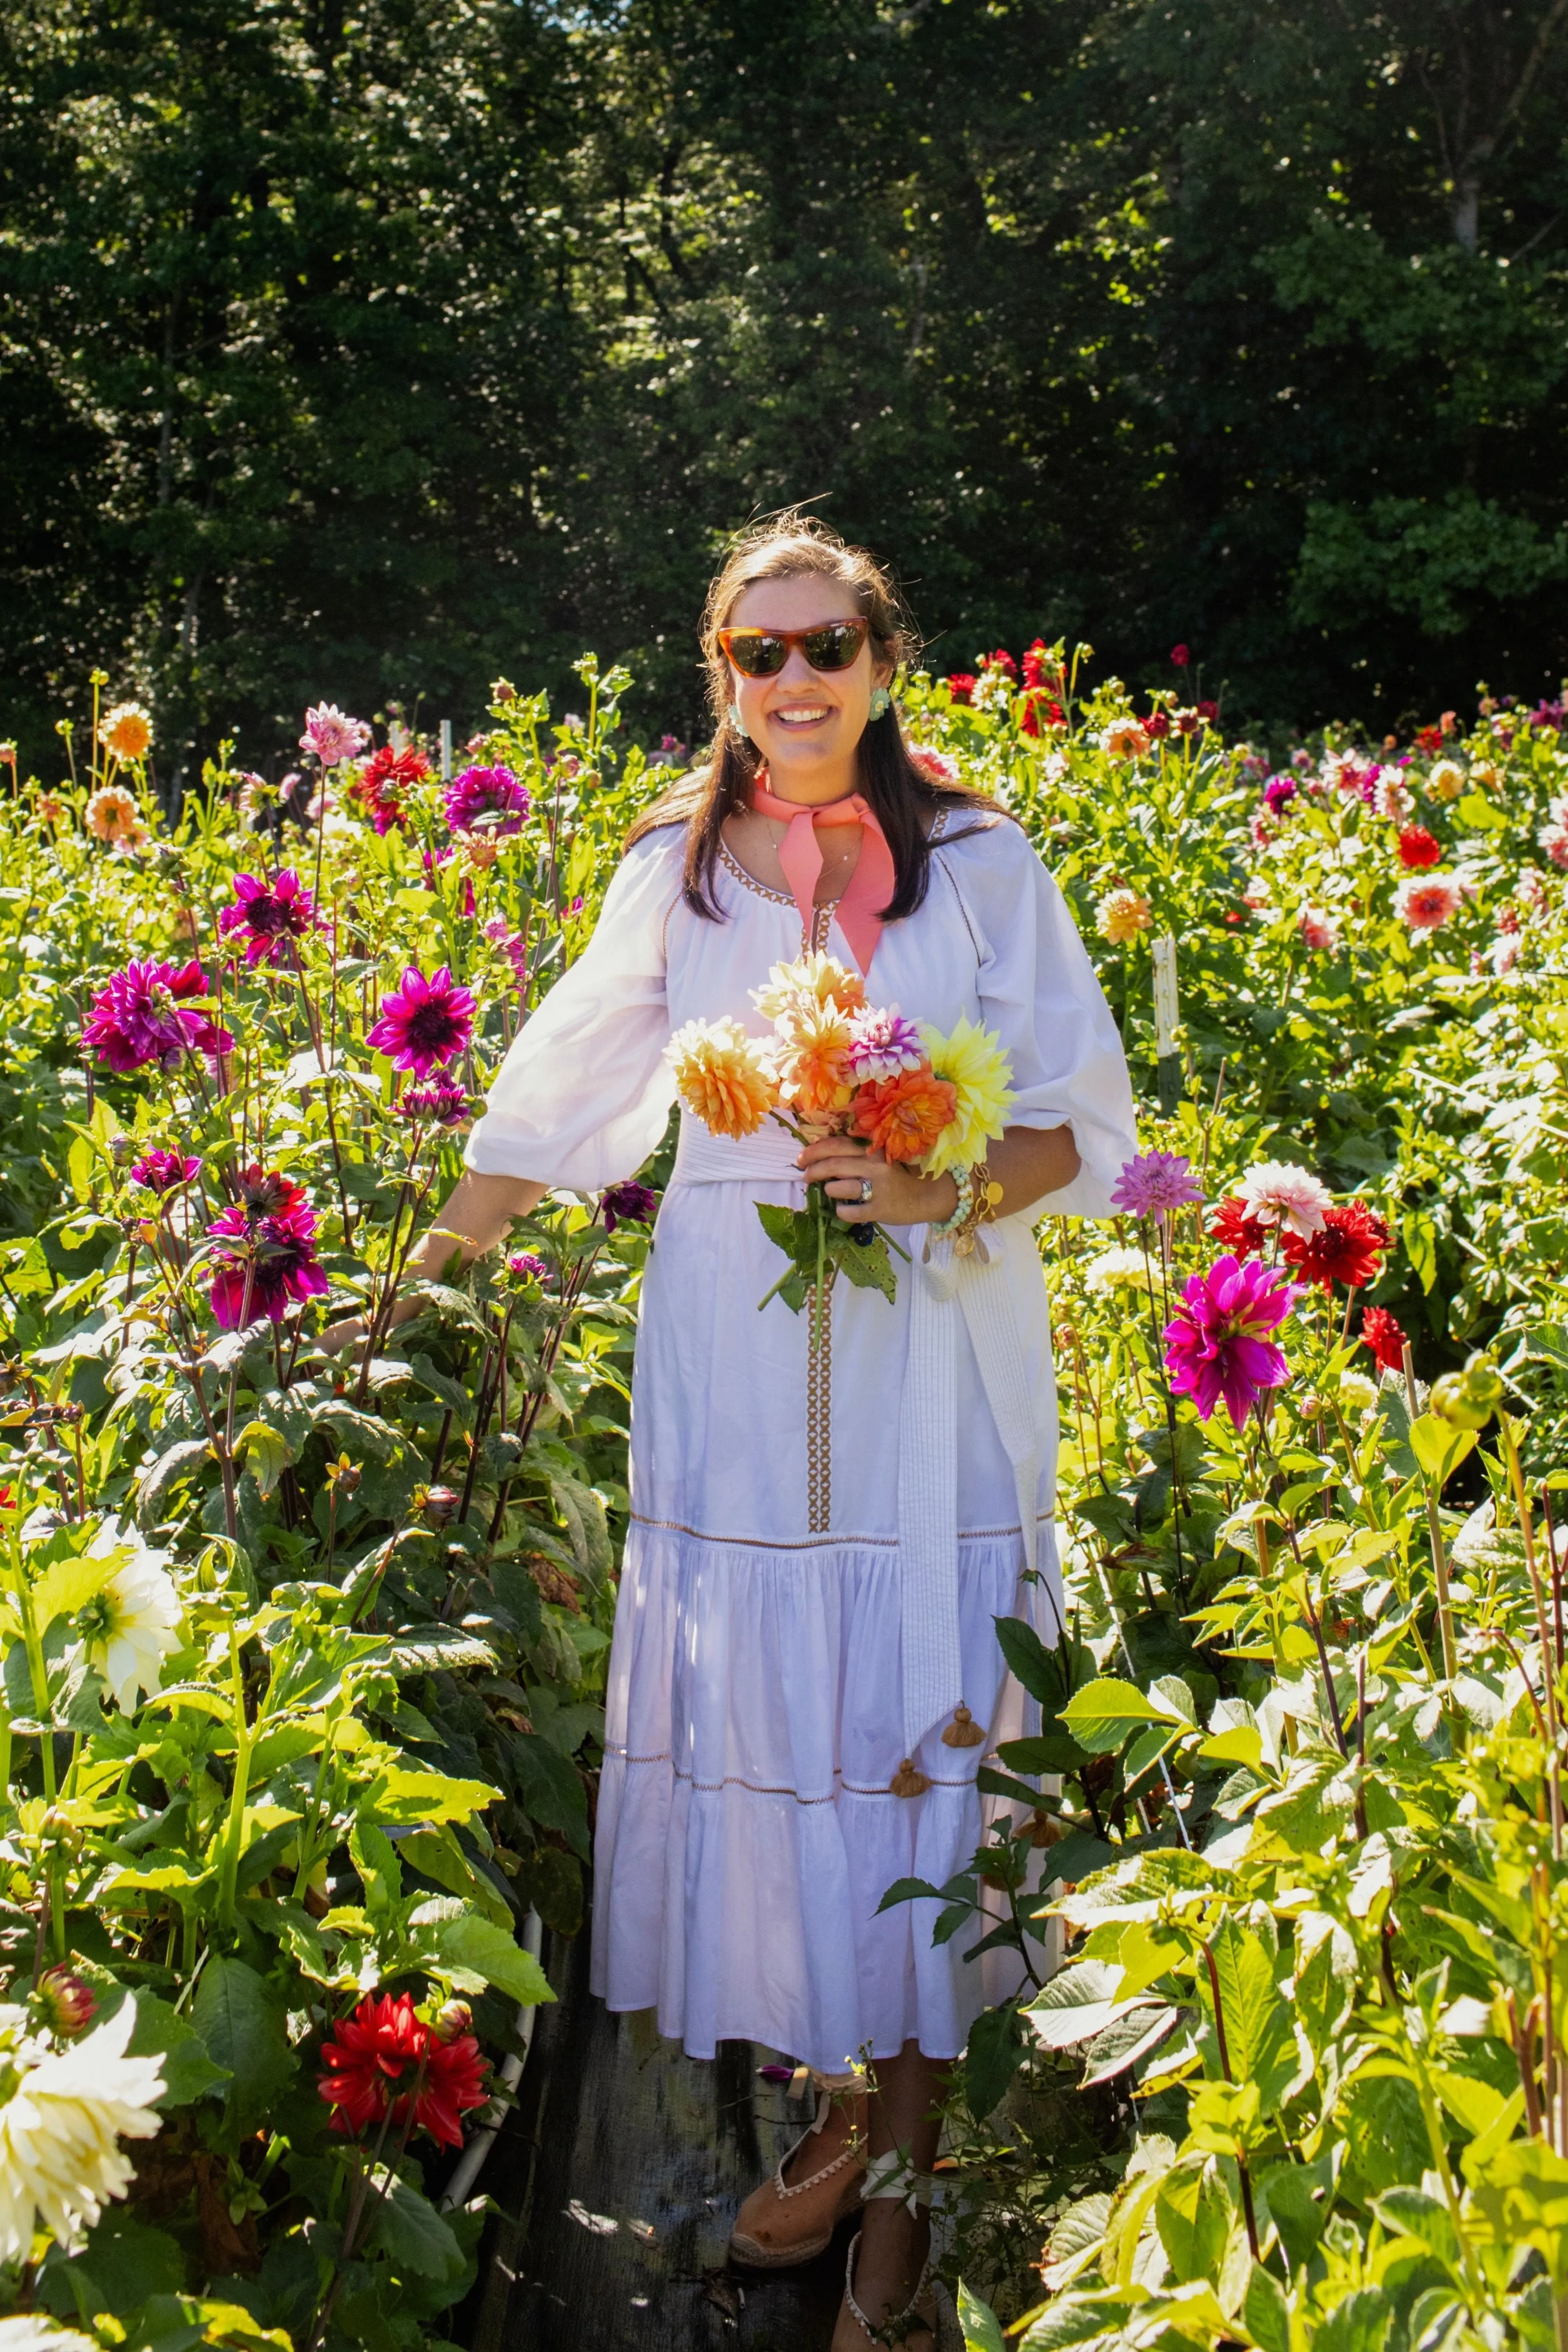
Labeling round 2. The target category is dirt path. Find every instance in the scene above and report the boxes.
[469,1921,850,2350]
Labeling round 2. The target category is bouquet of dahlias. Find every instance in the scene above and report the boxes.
[665,953,1015,1312]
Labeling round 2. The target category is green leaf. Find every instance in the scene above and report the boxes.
[136,1438,215,1525]
[1059,1677,1184,1755]
[957,2282,1006,2352]
[29,1545,118,1636]
[1409,1413,1477,1486]
[1244,2262,1292,2352]
[373,1763,503,1825]
[1205,1916,1297,2115]
[69,1969,230,2108]
[365,2175,464,2278]
[39,2209,186,2327]
[1156,2152,1234,2283]
[189,1955,294,2133]
[406,1903,555,2007]
[964,1998,1029,2117]
[509,1732,590,1857]
[234,1419,290,1498]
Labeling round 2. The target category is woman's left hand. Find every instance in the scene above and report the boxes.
[796,1134,960,1228]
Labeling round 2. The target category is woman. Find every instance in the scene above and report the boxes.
[391,518,1135,2348]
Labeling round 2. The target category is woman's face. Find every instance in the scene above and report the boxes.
[726,573,890,792]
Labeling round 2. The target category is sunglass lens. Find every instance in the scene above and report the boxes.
[802,624,863,672]
[730,633,788,676]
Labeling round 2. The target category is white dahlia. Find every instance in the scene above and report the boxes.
[0,1997,165,2259]
[80,1520,182,1714]
[1237,1158,1332,1239]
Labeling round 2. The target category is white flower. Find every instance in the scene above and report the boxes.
[1338,1370,1378,1417]
[0,1996,165,2259]
[0,2319,101,2351]
[1238,1159,1331,1238]
[81,1521,182,1714]
[1082,1246,1151,1292]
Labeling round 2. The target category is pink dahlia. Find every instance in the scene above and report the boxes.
[300,703,370,766]
[846,1004,926,1082]
[207,1166,327,1329]
[505,1250,549,1285]
[1237,1159,1330,1238]
[366,966,476,1077]
[1164,1255,1300,1426]
[219,870,317,967]
[1396,873,1462,932]
[1262,775,1297,814]
[129,1150,202,1194]
[1111,1149,1204,1223]
[1298,906,1338,953]
[445,764,531,836]
[82,959,234,1075]
[1538,823,1568,870]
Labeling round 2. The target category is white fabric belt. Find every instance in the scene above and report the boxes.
[672,1113,802,1187]
[898,1224,1042,1757]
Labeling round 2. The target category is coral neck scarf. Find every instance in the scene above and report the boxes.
[749,773,896,976]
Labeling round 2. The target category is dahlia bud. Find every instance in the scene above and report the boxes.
[432,1998,473,2042]
[1430,1372,1492,1431]
[490,677,517,707]
[421,1484,460,1531]
[110,1135,137,1168]
[1461,1352,1505,1409]
[37,1965,98,2038]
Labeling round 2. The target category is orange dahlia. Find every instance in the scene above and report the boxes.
[773,1000,855,1119]
[665,1016,778,1138]
[851,1064,958,1163]
[753,950,865,1021]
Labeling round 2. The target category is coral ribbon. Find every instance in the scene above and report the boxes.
[749,774,896,976]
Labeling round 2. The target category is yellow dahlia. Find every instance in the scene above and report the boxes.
[1096,886,1151,945]
[665,1017,778,1138]
[752,951,864,1020]
[102,703,152,763]
[0,1996,165,2260]
[919,1015,1016,1177]
[1426,758,1466,801]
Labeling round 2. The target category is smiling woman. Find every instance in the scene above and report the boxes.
[381,512,1137,2350]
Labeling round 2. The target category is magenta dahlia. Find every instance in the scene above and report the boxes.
[1163,1255,1300,1427]
[207,1167,328,1328]
[129,1150,202,1194]
[396,1079,471,1128]
[598,1181,658,1234]
[219,869,317,967]
[366,967,475,1078]
[445,764,531,836]
[81,959,234,1075]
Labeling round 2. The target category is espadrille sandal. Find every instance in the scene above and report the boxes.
[729,2082,868,2268]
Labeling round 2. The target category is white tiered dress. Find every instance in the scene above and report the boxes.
[465,809,1136,2073]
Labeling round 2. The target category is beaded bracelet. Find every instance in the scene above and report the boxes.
[930,1159,1003,1256]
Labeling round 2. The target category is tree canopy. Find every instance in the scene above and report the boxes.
[3,0,1566,775]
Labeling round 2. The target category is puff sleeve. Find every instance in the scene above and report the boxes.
[932,818,1137,1216]
[464,829,681,1190]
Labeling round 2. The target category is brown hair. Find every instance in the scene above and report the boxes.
[625,510,1005,921]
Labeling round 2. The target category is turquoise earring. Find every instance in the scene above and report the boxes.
[868,686,892,720]
[729,699,749,739]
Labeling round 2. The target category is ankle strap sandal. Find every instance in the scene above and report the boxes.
[729,2074,868,2269]
[842,2227,937,2346]
[861,2152,935,2217]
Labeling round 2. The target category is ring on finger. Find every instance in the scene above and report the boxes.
[858,1177,874,1204]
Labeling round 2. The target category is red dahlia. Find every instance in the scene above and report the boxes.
[1210,1195,1268,1255]
[1280,1200,1391,1291]
[1397,826,1442,871]
[946,673,976,704]
[319,1990,489,2150]
[1361,1303,1407,1373]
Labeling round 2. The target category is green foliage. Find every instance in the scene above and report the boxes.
[6,1,1568,775]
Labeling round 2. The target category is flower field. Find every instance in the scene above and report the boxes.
[1,648,1567,2351]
